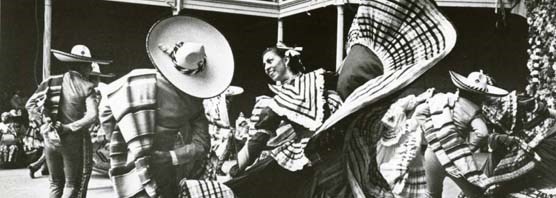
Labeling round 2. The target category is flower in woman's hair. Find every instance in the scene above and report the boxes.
[285,49,301,57]
[276,42,303,57]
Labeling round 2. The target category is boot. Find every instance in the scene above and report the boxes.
[41,163,49,175]
[28,165,39,179]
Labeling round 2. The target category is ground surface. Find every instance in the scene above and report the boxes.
[0,157,478,198]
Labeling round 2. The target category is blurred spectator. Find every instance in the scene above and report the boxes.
[0,112,26,168]
[0,112,10,133]
[10,90,26,110]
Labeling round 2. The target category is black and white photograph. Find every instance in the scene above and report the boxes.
[1,0,555,197]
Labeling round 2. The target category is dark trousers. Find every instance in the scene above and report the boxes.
[29,150,47,169]
[45,132,92,198]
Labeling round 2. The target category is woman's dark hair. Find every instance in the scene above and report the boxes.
[263,47,306,74]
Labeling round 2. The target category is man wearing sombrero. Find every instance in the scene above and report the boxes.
[99,16,234,197]
[26,44,111,198]
[379,70,509,197]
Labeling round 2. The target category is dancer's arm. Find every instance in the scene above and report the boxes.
[64,94,98,132]
[166,103,210,165]
[25,79,50,124]
[469,117,489,152]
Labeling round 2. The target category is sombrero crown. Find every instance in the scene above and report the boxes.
[146,16,234,98]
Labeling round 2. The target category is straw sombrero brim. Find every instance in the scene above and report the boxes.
[51,49,112,64]
[449,71,509,96]
[146,16,234,99]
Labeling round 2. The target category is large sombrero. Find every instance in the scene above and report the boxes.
[146,16,234,98]
[52,45,114,77]
[450,70,509,96]
[51,45,112,64]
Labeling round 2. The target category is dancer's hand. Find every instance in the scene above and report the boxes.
[151,151,171,164]
[94,134,107,144]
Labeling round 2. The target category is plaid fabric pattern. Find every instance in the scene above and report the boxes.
[268,69,328,131]
[402,168,427,198]
[316,0,457,134]
[422,93,486,187]
[179,180,235,198]
[103,70,159,197]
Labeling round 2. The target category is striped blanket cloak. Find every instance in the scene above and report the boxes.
[101,70,159,197]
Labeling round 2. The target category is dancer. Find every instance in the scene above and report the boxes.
[419,71,508,198]
[99,16,233,198]
[223,42,345,197]
[310,0,457,197]
[478,88,556,197]
[225,1,457,196]
[380,70,509,198]
[26,44,109,198]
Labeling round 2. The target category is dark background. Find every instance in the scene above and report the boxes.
[0,0,528,119]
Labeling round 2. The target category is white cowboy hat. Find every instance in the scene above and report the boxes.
[449,70,509,96]
[51,45,112,64]
[146,16,234,98]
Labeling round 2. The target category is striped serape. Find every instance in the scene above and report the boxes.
[25,74,64,123]
[101,69,159,197]
[421,92,487,187]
